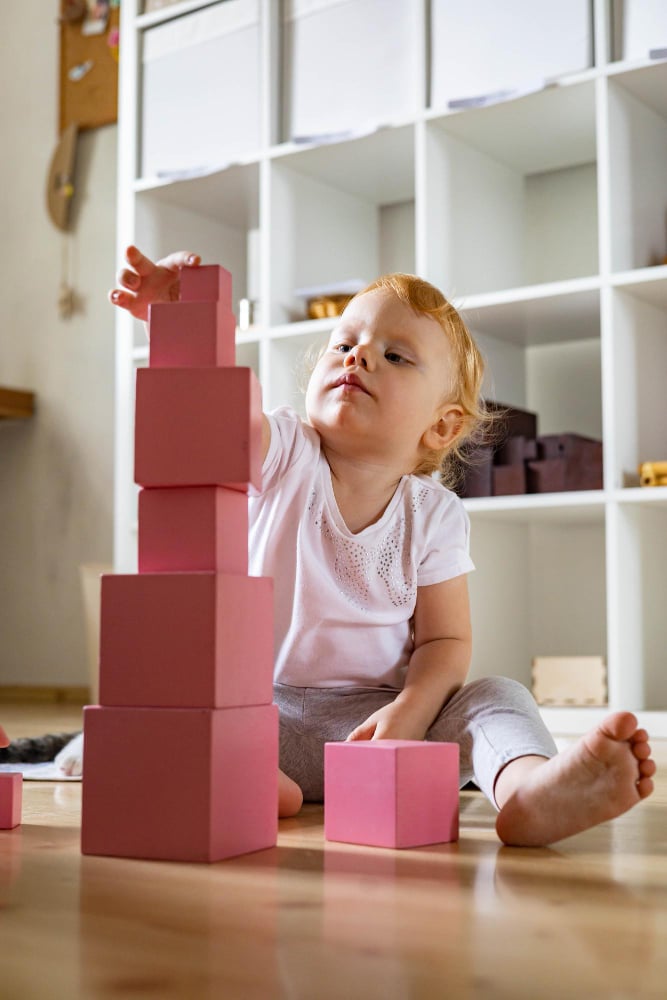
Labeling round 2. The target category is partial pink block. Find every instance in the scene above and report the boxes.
[81,704,278,862]
[134,366,262,490]
[99,572,273,708]
[0,773,22,829]
[148,300,236,369]
[138,486,248,574]
[324,740,459,849]
[179,264,232,306]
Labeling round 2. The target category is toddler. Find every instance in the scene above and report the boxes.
[111,246,656,847]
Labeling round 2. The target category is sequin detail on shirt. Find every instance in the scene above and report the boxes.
[308,484,431,610]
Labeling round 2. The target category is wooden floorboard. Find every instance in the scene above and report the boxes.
[1,703,666,998]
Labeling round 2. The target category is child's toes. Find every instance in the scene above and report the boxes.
[631,739,652,761]
[637,775,654,799]
[639,758,656,779]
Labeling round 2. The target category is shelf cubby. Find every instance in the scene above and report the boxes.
[268,127,415,326]
[422,82,598,298]
[608,285,667,488]
[607,60,667,273]
[467,502,607,690]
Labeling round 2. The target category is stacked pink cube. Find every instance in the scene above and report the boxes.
[81,266,278,863]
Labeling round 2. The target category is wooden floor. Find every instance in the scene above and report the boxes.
[2,703,667,999]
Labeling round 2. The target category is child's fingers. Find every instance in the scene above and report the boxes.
[125,245,157,277]
[155,250,201,272]
[117,267,141,290]
[109,288,143,318]
[346,722,375,741]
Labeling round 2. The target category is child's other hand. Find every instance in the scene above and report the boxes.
[109,245,201,321]
[346,703,427,742]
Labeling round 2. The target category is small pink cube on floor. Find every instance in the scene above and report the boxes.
[0,773,22,829]
[179,264,232,305]
[324,740,459,849]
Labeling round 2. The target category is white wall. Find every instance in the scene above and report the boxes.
[0,2,116,687]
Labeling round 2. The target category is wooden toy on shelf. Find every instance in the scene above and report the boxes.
[639,461,667,487]
[457,403,603,498]
[531,656,607,707]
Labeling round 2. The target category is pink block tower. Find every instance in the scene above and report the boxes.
[81,266,278,863]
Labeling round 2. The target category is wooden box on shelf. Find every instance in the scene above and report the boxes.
[532,656,607,707]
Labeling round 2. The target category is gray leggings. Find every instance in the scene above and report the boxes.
[275,676,557,809]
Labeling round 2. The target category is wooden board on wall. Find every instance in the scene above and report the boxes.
[59,5,120,134]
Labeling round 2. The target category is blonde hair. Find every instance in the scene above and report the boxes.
[357,274,491,487]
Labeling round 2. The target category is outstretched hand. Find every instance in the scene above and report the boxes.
[109,245,201,322]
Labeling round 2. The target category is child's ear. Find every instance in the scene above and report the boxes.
[422,405,465,451]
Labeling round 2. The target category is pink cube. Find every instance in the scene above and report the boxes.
[0,773,22,829]
[134,366,262,490]
[138,486,248,574]
[81,704,278,862]
[148,300,236,369]
[99,572,273,708]
[324,740,459,849]
[179,264,232,306]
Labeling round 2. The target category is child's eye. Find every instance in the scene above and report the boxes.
[385,351,405,365]
[333,343,353,353]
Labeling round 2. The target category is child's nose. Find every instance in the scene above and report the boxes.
[344,345,371,369]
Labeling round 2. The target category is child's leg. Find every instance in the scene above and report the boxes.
[279,768,303,818]
[427,677,656,847]
[427,675,559,802]
[494,712,655,847]
[274,682,400,804]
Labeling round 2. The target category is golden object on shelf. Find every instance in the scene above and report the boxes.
[639,461,667,487]
[307,295,354,320]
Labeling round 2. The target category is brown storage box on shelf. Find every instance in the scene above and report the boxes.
[531,434,603,492]
[456,404,537,499]
[493,464,527,496]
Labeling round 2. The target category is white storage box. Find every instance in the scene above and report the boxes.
[431,0,593,109]
[141,0,261,178]
[620,0,667,60]
[283,0,421,141]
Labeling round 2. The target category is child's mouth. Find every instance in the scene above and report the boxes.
[332,374,370,395]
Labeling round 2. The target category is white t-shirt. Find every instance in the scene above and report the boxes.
[248,407,475,690]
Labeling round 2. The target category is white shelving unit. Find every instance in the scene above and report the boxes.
[114,0,667,736]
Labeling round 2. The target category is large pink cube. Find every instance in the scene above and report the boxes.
[324,740,459,849]
[81,704,278,862]
[134,366,262,490]
[138,486,248,574]
[99,572,273,708]
[148,300,236,369]
[0,773,22,829]
[179,264,232,305]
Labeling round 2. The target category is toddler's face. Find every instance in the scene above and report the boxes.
[305,289,462,470]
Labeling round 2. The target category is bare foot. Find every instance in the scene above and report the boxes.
[279,768,303,818]
[495,712,656,847]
